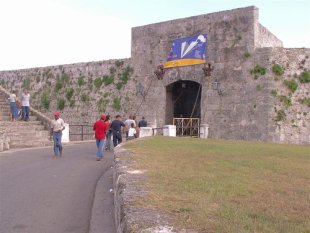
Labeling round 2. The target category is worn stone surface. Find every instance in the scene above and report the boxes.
[0,6,309,144]
[113,147,176,233]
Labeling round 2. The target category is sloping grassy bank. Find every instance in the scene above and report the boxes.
[124,137,310,233]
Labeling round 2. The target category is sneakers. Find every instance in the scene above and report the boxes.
[96,157,101,161]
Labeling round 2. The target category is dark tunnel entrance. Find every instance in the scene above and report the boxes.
[166,80,201,124]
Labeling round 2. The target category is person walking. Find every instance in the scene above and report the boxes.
[124,115,135,140]
[50,112,65,157]
[127,123,137,140]
[104,115,112,151]
[110,115,126,147]
[21,89,30,121]
[93,114,109,161]
[8,91,18,122]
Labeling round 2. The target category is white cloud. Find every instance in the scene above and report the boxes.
[0,0,131,70]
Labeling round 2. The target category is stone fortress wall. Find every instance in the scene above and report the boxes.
[0,6,309,144]
[0,59,139,125]
[131,6,309,144]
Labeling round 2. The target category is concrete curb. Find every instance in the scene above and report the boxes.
[113,146,176,233]
[89,165,115,233]
[89,171,108,233]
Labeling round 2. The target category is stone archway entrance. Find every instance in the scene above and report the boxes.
[165,80,201,131]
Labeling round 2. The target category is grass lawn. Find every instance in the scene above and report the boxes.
[124,136,310,233]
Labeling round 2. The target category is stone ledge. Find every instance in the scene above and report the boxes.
[113,146,175,233]
[0,130,10,152]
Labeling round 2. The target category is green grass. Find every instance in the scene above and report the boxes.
[124,137,310,233]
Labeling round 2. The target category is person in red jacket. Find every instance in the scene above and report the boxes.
[93,114,109,161]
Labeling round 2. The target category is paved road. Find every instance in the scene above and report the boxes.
[0,142,115,233]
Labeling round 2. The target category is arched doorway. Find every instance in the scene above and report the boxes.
[166,80,201,124]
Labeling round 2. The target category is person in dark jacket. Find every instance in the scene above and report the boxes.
[138,116,147,127]
[110,115,126,147]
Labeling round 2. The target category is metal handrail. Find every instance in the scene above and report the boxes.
[69,124,93,141]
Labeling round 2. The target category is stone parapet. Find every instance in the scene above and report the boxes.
[0,130,10,152]
[113,146,175,232]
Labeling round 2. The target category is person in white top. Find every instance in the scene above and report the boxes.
[127,123,137,140]
[21,89,30,121]
[124,115,136,139]
[50,112,65,157]
[8,91,18,121]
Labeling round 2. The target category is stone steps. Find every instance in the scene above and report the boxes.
[0,121,43,126]
[10,140,53,149]
[6,130,50,137]
[0,115,38,121]
[0,90,52,150]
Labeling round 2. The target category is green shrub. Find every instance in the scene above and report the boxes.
[102,75,114,86]
[256,85,262,91]
[97,98,109,112]
[112,97,121,111]
[279,95,292,108]
[271,89,277,97]
[299,71,310,83]
[120,66,133,84]
[41,92,50,109]
[78,75,85,87]
[115,60,124,67]
[66,88,74,100]
[57,98,65,110]
[298,98,310,107]
[61,72,70,84]
[22,78,31,89]
[69,100,75,107]
[244,51,251,58]
[43,68,52,79]
[272,64,284,76]
[109,66,116,74]
[116,82,123,90]
[94,77,103,88]
[54,80,63,93]
[284,79,298,93]
[274,109,286,121]
[81,93,89,102]
[250,65,267,79]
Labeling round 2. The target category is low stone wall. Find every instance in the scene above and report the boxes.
[0,130,10,152]
[113,146,175,233]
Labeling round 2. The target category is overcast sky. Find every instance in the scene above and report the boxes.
[0,0,309,71]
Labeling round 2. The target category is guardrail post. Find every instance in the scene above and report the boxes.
[81,125,84,141]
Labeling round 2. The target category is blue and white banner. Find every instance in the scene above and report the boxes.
[164,34,207,68]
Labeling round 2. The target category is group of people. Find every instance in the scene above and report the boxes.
[7,89,30,122]
[93,114,147,161]
[49,112,147,161]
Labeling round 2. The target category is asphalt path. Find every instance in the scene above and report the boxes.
[0,142,115,233]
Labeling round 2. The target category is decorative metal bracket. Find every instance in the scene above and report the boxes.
[202,63,214,76]
[212,81,224,96]
[154,65,165,80]
[135,83,147,99]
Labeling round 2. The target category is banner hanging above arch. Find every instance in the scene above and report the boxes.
[164,34,207,68]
